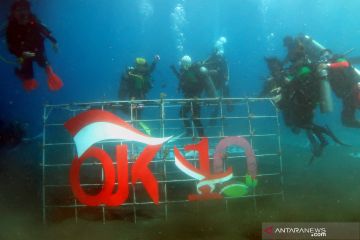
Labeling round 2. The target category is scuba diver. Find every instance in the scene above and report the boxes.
[202,37,233,121]
[318,49,360,128]
[170,55,216,137]
[118,55,160,120]
[293,34,360,128]
[203,37,230,98]
[282,36,306,67]
[263,45,346,162]
[5,0,63,91]
[0,120,25,149]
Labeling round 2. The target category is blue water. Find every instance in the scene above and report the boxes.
[1,0,360,135]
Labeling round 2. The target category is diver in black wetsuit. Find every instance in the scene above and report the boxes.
[286,49,347,159]
[263,47,346,160]
[260,57,290,101]
[202,37,233,120]
[319,49,360,128]
[118,55,160,120]
[171,55,214,137]
[203,37,230,99]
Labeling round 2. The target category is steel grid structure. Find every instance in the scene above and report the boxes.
[42,97,284,223]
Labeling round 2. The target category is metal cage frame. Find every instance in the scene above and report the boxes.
[41,97,284,223]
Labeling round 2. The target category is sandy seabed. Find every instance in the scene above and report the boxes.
[0,142,359,240]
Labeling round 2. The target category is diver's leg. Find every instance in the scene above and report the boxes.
[192,102,205,137]
[305,129,322,157]
[16,58,38,91]
[209,103,219,126]
[37,52,63,91]
[35,51,49,68]
[314,124,348,146]
[180,103,192,136]
[136,107,143,121]
[16,57,33,79]
[311,124,329,147]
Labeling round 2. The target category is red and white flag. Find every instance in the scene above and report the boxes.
[64,109,172,157]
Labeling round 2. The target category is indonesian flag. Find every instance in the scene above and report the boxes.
[64,110,172,157]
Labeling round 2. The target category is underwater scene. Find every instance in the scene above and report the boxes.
[0,0,360,239]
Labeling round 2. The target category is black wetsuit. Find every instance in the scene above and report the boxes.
[278,62,344,158]
[6,15,57,80]
[119,61,157,119]
[282,64,320,130]
[172,63,207,137]
[203,53,230,98]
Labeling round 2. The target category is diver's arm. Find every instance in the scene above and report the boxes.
[37,20,57,44]
[149,55,160,73]
[327,61,350,69]
[170,65,181,80]
[200,67,217,98]
[223,61,230,97]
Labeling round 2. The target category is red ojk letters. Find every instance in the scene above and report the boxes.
[65,110,170,206]
[65,110,258,206]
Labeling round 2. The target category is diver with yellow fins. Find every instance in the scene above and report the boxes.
[118,55,160,120]
[5,0,63,91]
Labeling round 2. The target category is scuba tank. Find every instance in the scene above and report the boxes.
[298,34,332,112]
[297,34,326,63]
[318,65,333,113]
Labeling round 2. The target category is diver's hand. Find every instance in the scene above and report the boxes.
[154,54,160,62]
[270,87,281,95]
[22,51,36,58]
[272,94,282,104]
[52,43,59,53]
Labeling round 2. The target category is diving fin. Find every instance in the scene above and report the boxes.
[46,66,63,91]
[323,125,350,146]
[139,121,151,135]
[22,78,38,91]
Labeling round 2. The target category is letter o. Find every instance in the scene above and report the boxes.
[70,147,115,206]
